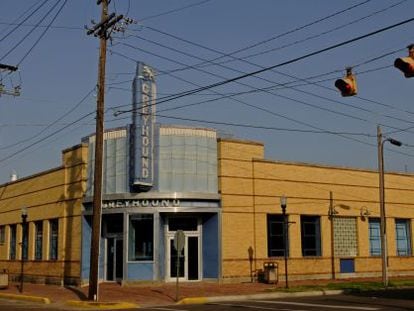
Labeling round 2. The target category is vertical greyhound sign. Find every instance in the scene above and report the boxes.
[131,62,156,189]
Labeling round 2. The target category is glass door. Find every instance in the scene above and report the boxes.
[106,237,123,281]
[166,234,200,281]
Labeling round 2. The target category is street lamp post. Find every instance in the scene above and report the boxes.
[377,125,402,287]
[20,207,28,293]
[280,195,288,289]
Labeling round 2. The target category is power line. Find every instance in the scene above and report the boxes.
[18,0,68,66]
[142,0,373,70]
[0,0,50,43]
[122,42,371,124]
[117,32,414,135]
[119,15,414,116]
[0,0,63,62]
[0,110,94,165]
[201,0,408,68]
[0,86,95,151]
[0,21,81,31]
[3,15,414,164]
[119,113,376,137]
[139,0,213,22]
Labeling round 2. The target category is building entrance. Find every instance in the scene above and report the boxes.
[165,216,201,281]
[106,237,123,281]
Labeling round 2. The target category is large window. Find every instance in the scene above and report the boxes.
[333,217,358,257]
[49,219,58,260]
[35,221,43,260]
[9,225,16,260]
[128,214,154,261]
[369,218,381,256]
[301,216,321,256]
[395,219,411,256]
[22,222,28,260]
[0,226,5,244]
[267,214,288,257]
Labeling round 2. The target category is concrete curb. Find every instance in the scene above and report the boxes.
[0,292,51,304]
[177,289,344,305]
[65,300,139,309]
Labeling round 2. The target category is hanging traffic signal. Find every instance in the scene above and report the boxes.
[335,68,357,97]
[394,45,414,78]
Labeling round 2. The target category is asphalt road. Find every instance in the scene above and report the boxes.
[0,293,413,311]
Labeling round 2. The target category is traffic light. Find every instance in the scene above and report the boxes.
[394,57,414,78]
[394,44,414,78]
[335,68,357,97]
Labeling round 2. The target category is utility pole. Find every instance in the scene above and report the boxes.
[377,125,388,287]
[328,191,337,280]
[377,125,402,287]
[86,0,123,301]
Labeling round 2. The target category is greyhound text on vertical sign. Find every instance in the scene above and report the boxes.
[131,62,156,189]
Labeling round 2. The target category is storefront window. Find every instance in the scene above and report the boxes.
[128,214,153,261]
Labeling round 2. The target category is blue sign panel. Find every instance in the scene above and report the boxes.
[131,62,156,190]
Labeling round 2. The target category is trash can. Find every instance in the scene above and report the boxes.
[263,262,278,284]
[0,269,9,289]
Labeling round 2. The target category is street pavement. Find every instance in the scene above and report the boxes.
[1,293,414,310]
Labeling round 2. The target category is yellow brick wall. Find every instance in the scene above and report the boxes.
[218,138,414,281]
[0,144,87,285]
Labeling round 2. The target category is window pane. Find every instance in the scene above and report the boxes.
[301,216,321,257]
[9,225,16,260]
[35,221,43,260]
[22,222,28,260]
[49,219,58,260]
[369,218,381,256]
[396,219,411,256]
[168,217,198,231]
[128,214,153,261]
[0,226,5,244]
[267,215,288,257]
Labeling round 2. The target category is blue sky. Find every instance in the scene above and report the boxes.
[1,0,414,184]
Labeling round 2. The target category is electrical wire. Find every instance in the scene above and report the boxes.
[111,113,375,137]
[122,42,371,125]
[0,0,50,43]
[0,86,95,151]
[18,0,68,66]
[202,0,409,68]
[0,0,63,62]
[124,35,414,132]
[118,15,414,117]
[3,15,414,164]
[0,110,94,164]
[139,0,213,22]
[140,0,373,71]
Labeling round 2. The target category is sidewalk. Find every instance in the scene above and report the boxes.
[0,278,413,308]
[0,281,279,307]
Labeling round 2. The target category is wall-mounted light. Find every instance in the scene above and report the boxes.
[360,207,371,218]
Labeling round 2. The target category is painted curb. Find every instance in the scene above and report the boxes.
[65,300,139,309]
[177,289,344,305]
[0,293,50,304]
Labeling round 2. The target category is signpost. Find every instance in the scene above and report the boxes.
[174,230,185,302]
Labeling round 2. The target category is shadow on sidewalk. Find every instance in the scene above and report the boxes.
[64,286,88,301]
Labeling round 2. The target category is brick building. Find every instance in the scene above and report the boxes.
[218,138,414,282]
